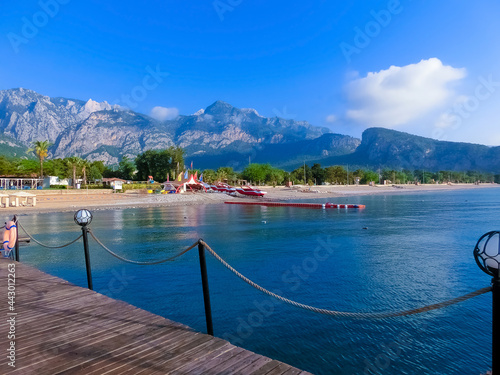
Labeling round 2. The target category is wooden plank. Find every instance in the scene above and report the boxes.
[179,346,247,375]
[8,304,169,358]
[281,368,305,375]
[5,311,166,367]
[199,349,255,374]
[234,355,273,374]
[219,352,268,374]
[264,363,295,375]
[168,342,235,374]
[247,360,282,375]
[58,325,194,374]
[104,336,229,375]
[0,260,310,375]
[10,315,174,374]
[134,334,218,375]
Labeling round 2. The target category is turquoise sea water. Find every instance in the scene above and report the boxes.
[12,187,500,374]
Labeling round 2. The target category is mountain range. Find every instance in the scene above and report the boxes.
[0,88,499,172]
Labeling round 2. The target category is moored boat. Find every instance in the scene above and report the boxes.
[235,186,267,197]
[212,183,236,194]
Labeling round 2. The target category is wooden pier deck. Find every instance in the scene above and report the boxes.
[0,260,312,374]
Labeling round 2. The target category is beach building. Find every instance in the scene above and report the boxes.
[1,177,43,190]
[43,176,72,188]
[102,177,129,190]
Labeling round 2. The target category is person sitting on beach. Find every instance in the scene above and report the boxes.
[2,221,17,258]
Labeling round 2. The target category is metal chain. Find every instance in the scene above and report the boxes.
[17,220,83,249]
[200,240,492,319]
[88,229,198,265]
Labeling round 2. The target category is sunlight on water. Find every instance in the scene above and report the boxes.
[9,188,500,374]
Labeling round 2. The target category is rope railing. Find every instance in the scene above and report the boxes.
[17,220,83,249]
[199,240,492,319]
[88,229,199,265]
[11,218,498,370]
[13,219,492,321]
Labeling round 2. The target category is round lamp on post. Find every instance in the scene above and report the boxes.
[74,209,93,227]
[474,231,500,374]
[74,209,93,290]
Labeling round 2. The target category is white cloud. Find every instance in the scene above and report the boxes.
[150,106,179,121]
[325,114,337,123]
[345,58,466,127]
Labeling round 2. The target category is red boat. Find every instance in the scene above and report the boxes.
[212,183,236,194]
[235,186,267,197]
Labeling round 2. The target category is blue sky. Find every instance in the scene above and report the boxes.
[1,0,500,145]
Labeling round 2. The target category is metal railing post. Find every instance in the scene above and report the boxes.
[82,226,93,290]
[13,215,19,262]
[493,271,500,374]
[198,240,214,336]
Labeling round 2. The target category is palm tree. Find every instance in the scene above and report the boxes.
[66,156,83,188]
[81,159,90,185]
[28,140,51,178]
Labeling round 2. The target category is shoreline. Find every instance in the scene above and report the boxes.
[4,183,499,216]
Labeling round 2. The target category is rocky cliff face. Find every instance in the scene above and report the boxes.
[1,89,499,172]
[0,88,355,167]
[351,127,500,171]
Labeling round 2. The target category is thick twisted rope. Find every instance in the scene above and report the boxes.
[200,240,492,319]
[17,220,83,249]
[88,229,198,265]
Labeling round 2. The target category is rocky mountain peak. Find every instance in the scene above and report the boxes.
[204,100,235,115]
[0,88,342,167]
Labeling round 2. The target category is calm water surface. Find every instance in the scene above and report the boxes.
[11,188,500,374]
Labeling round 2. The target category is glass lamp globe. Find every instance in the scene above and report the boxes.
[74,209,93,226]
[474,231,500,276]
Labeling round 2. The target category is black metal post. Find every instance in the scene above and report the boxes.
[493,271,500,374]
[81,225,93,290]
[13,215,19,262]
[198,240,214,336]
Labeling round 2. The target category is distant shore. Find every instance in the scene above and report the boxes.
[3,183,499,216]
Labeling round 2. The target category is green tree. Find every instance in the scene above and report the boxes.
[0,156,15,176]
[290,164,312,184]
[28,140,51,178]
[88,165,103,182]
[360,169,379,184]
[135,147,185,182]
[44,158,69,179]
[201,169,216,183]
[118,156,135,180]
[66,156,84,187]
[216,167,238,183]
[91,161,106,175]
[242,163,268,183]
[311,163,325,185]
[267,167,285,186]
[16,159,39,176]
[324,166,346,184]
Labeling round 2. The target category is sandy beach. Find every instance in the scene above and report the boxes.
[2,183,498,215]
